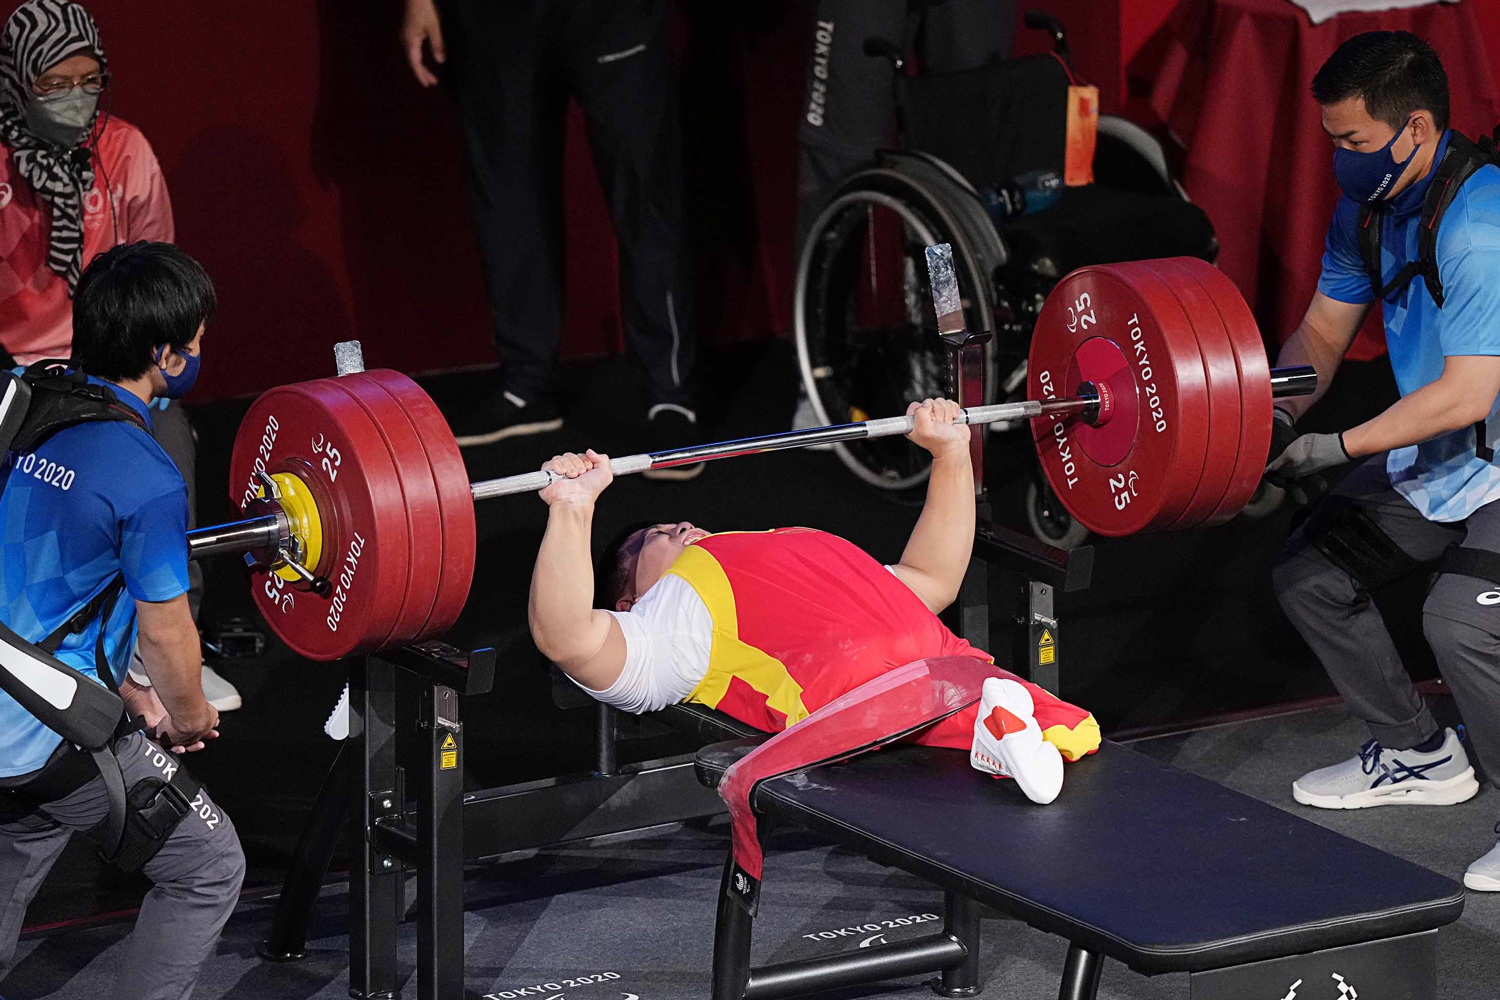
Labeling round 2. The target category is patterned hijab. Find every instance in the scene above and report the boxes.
[0,0,107,293]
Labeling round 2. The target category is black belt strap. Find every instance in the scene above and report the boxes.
[33,574,131,857]
[1440,547,1500,587]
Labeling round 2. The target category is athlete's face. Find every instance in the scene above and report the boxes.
[619,521,710,610]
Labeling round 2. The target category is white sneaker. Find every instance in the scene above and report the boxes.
[200,664,242,712]
[970,677,1064,805]
[131,645,242,712]
[1292,729,1479,810]
[1465,825,1500,892]
[793,391,833,450]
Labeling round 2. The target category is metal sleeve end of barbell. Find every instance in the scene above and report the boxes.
[334,341,365,377]
[1269,365,1318,398]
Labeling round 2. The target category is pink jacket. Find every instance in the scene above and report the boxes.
[0,116,173,363]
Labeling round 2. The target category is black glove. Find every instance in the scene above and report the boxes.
[1265,406,1298,468]
[1263,406,1331,509]
[0,341,14,371]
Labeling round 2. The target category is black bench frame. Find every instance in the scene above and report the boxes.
[259,643,747,999]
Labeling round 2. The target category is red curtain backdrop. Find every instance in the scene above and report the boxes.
[1136,0,1498,361]
[79,2,803,400]
[44,3,1500,398]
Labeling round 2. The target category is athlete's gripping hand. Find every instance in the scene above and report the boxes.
[906,398,970,461]
[539,450,614,507]
[119,676,211,754]
[1266,432,1351,482]
[401,0,446,87]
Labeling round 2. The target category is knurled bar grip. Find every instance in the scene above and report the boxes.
[468,398,1071,501]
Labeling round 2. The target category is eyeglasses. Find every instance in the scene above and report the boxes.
[30,73,108,98]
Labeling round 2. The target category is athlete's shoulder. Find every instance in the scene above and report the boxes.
[44,418,182,510]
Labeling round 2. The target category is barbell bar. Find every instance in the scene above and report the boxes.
[175,256,1316,662]
[189,362,1315,559]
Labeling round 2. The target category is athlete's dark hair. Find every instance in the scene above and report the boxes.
[596,521,655,609]
[72,241,215,383]
[1312,31,1449,133]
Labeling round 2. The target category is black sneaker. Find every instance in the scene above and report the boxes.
[642,404,705,481]
[449,390,563,448]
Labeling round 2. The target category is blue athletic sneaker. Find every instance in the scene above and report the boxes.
[1292,729,1479,809]
[1466,824,1500,892]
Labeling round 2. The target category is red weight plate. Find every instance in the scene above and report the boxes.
[1028,265,1212,535]
[355,371,476,642]
[1174,259,1273,525]
[330,372,444,650]
[228,381,411,661]
[1138,258,1244,531]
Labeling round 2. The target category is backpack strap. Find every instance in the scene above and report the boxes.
[1415,131,1491,308]
[38,574,128,694]
[6,362,147,457]
[1357,201,1423,302]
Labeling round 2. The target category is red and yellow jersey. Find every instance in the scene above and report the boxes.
[667,528,1098,760]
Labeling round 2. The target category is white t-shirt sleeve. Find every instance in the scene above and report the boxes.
[573,574,713,714]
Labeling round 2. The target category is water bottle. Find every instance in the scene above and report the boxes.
[980,169,1063,224]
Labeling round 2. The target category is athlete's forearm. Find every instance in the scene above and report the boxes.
[529,500,611,666]
[1344,371,1496,457]
[135,596,210,731]
[897,449,975,602]
[1274,321,1346,421]
[1275,294,1369,421]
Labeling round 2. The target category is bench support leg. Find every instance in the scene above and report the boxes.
[1058,943,1103,1000]
[932,890,981,997]
[712,853,755,1000]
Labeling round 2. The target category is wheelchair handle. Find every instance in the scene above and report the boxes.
[862,37,905,71]
[1023,10,1070,64]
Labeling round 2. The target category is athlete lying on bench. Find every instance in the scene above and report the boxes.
[527,399,1100,803]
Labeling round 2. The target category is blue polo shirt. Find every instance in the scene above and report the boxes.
[0,377,190,778]
[1319,130,1500,522]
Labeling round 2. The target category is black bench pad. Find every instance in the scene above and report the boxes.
[658,703,766,744]
[694,739,1465,975]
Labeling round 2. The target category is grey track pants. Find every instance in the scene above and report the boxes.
[0,732,245,1000]
[1274,457,1500,787]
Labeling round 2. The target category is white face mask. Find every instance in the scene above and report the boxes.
[23,86,98,147]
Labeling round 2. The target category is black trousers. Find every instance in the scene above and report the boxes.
[795,0,1013,247]
[442,0,694,408]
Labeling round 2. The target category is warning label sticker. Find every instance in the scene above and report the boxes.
[1038,629,1055,665]
[440,732,458,770]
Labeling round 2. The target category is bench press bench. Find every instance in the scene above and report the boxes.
[695,737,1466,1000]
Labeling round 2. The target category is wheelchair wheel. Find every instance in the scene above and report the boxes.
[1025,477,1089,550]
[796,167,999,491]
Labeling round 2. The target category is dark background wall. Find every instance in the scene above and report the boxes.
[78,1,1500,402]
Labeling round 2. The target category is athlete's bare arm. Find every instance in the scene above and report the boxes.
[889,399,975,614]
[528,450,629,691]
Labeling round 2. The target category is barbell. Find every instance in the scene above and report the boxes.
[183,255,1314,662]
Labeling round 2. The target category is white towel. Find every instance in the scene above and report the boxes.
[1287,0,1457,26]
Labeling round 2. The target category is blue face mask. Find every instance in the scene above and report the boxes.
[1334,117,1420,204]
[155,345,200,399]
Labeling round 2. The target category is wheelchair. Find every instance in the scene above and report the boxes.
[795,12,1219,548]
